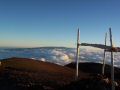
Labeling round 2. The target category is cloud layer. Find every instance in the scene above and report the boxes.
[0,46,120,67]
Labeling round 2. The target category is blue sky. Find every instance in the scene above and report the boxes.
[0,0,120,47]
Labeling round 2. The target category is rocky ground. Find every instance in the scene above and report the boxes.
[0,57,120,90]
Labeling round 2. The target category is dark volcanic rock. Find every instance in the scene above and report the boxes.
[0,58,120,90]
[66,62,120,79]
[61,74,120,90]
[0,57,76,90]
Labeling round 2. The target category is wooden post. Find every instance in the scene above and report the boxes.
[76,28,80,79]
[109,28,115,90]
[102,33,107,75]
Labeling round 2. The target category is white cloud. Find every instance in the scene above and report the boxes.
[40,58,46,62]
[0,47,120,67]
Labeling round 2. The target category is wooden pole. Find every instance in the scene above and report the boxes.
[76,28,80,79]
[109,28,115,90]
[102,33,107,75]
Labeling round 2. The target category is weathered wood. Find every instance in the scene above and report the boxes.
[109,28,115,90]
[76,28,80,79]
[102,32,107,75]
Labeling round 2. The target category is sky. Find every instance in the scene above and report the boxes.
[0,0,120,48]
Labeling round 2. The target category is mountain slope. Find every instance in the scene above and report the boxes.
[0,57,86,90]
[0,58,120,90]
[66,62,120,79]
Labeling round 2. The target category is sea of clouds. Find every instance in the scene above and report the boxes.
[0,46,120,67]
